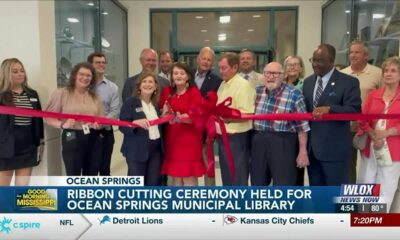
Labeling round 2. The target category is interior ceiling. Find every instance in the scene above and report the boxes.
[176,11,270,47]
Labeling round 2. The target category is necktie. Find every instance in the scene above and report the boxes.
[244,74,249,80]
[313,77,323,108]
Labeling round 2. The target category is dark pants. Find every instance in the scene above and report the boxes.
[251,131,298,186]
[99,129,115,176]
[127,139,162,186]
[307,149,349,186]
[218,131,250,186]
[62,129,102,176]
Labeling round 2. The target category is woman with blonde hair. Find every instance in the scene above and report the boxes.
[0,58,44,186]
[358,56,400,211]
[283,55,306,186]
[283,55,305,91]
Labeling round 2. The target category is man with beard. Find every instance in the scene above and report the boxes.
[158,50,173,81]
[239,48,264,88]
[251,62,310,186]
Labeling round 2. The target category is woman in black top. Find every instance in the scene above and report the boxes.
[0,58,44,186]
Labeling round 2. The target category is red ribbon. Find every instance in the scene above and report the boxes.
[0,105,174,128]
[240,113,400,121]
[189,92,241,182]
[3,100,400,184]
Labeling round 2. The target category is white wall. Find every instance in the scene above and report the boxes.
[121,0,324,76]
[0,0,60,176]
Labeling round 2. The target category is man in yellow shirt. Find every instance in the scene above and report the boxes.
[217,52,256,186]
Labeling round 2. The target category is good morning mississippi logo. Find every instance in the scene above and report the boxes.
[15,188,58,211]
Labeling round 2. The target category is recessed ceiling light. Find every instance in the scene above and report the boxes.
[87,2,94,6]
[345,10,350,13]
[252,15,261,18]
[195,16,204,19]
[67,18,80,23]
[373,13,385,19]
[219,15,230,24]
[102,11,108,15]
[201,29,208,33]
[218,33,226,41]
[248,29,254,32]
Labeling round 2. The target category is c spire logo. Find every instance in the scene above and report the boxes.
[0,217,12,234]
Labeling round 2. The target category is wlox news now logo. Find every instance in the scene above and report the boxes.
[338,184,381,203]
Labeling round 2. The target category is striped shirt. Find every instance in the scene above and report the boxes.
[13,91,33,126]
[253,83,310,133]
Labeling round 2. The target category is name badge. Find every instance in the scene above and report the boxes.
[30,98,38,102]
[135,107,143,112]
[82,124,90,135]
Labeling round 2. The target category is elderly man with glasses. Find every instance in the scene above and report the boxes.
[250,62,310,186]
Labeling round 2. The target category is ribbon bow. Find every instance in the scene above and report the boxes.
[189,91,241,182]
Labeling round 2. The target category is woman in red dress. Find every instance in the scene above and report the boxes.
[160,62,206,186]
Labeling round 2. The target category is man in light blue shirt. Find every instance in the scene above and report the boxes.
[88,52,119,176]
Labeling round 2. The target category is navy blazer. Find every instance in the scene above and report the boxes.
[303,69,361,162]
[195,70,222,97]
[119,97,163,163]
[0,89,44,158]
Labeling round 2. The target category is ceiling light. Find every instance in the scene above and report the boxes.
[195,16,204,19]
[218,33,226,41]
[219,15,230,24]
[253,15,261,18]
[248,29,254,32]
[87,2,94,6]
[201,29,208,33]
[345,10,350,13]
[373,13,385,19]
[67,18,80,23]
[102,11,108,15]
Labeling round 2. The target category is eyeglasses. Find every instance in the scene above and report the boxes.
[263,71,283,77]
[286,63,300,68]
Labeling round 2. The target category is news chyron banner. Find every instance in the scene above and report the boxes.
[0,177,399,240]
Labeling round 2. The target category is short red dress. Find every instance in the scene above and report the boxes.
[159,86,206,177]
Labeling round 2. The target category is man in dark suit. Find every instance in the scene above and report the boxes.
[194,46,222,186]
[303,44,361,186]
[194,47,222,97]
[122,48,169,103]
